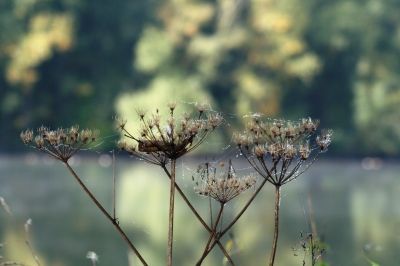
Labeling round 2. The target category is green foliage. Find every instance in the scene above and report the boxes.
[1,0,400,155]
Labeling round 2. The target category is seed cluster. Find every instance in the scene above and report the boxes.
[116,101,223,165]
[20,125,99,162]
[233,115,332,185]
[194,161,257,204]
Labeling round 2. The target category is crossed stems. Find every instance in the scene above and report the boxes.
[161,165,235,265]
[199,151,323,265]
[65,155,234,266]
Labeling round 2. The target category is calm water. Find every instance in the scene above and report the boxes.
[1,153,400,265]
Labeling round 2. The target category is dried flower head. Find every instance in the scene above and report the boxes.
[115,116,127,130]
[194,160,257,204]
[167,100,178,112]
[116,102,223,165]
[235,117,332,186]
[21,125,99,162]
[316,129,333,151]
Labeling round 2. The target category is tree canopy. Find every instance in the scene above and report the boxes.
[1,0,400,156]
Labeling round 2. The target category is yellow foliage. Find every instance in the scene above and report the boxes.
[6,13,74,86]
[159,0,215,43]
[235,69,280,118]
[135,26,173,73]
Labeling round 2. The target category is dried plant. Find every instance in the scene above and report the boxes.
[116,101,224,266]
[17,104,332,266]
[233,115,332,266]
[0,197,39,266]
[193,160,257,265]
[20,126,147,265]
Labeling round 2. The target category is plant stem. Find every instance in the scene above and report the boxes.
[196,204,224,266]
[167,159,176,266]
[161,166,235,265]
[269,185,281,266]
[202,177,269,258]
[64,163,148,266]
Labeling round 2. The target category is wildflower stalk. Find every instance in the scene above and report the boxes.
[116,101,224,265]
[270,185,280,266]
[20,126,147,265]
[196,203,224,266]
[232,115,332,265]
[200,177,269,259]
[167,159,176,266]
[64,163,148,266]
[193,160,257,264]
[161,166,235,265]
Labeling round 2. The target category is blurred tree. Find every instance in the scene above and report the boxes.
[0,0,152,151]
[117,0,323,142]
[2,0,400,155]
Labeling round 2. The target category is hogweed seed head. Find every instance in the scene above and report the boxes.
[195,101,209,117]
[20,130,34,144]
[136,108,148,120]
[116,102,223,165]
[316,129,333,151]
[194,161,257,204]
[115,116,127,130]
[167,100,178,112]
[21,125,99,162]
[235,116,331,185]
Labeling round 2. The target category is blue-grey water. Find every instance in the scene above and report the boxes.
[1,153,399,265]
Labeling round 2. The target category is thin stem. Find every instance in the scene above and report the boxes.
[167,159,176,266]
[113,150,116,220]
[161,166,235,266]
[203,177,268,258]
[0,197,40,266]
[269,185,281,266]
[196,204,225,266]
[64,163,148,266]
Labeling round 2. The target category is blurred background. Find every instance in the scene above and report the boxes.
[1,0,400,265]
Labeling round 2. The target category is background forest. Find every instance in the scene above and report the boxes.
[1,0,400,155]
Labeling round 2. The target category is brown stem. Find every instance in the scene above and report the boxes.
[269,185,280,266]
[167,159,176,266]
[196,204,225,266]
[161,166,235,265]
[203,177,269,258]
[64,163,148,266]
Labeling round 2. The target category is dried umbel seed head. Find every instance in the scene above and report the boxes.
[250,112,263,124]
[136,108,148,120]
[21,125,99,162]
[35,136,44,149]
[80,129,99,144]
[253,145,267,158]
[316,129,333,151]
[20,130,34,144]
[302,118,320,133]
[116,140,137,155]
[298,141,310,160]
[195,101,209,115]
[166,100,178,112]
[207,113,223,129]
[234,116,332,186]
[115,116,127,130]
[194,161,257,204]
[116,102,223,164]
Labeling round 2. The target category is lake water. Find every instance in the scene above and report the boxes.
[1,153,399,265]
